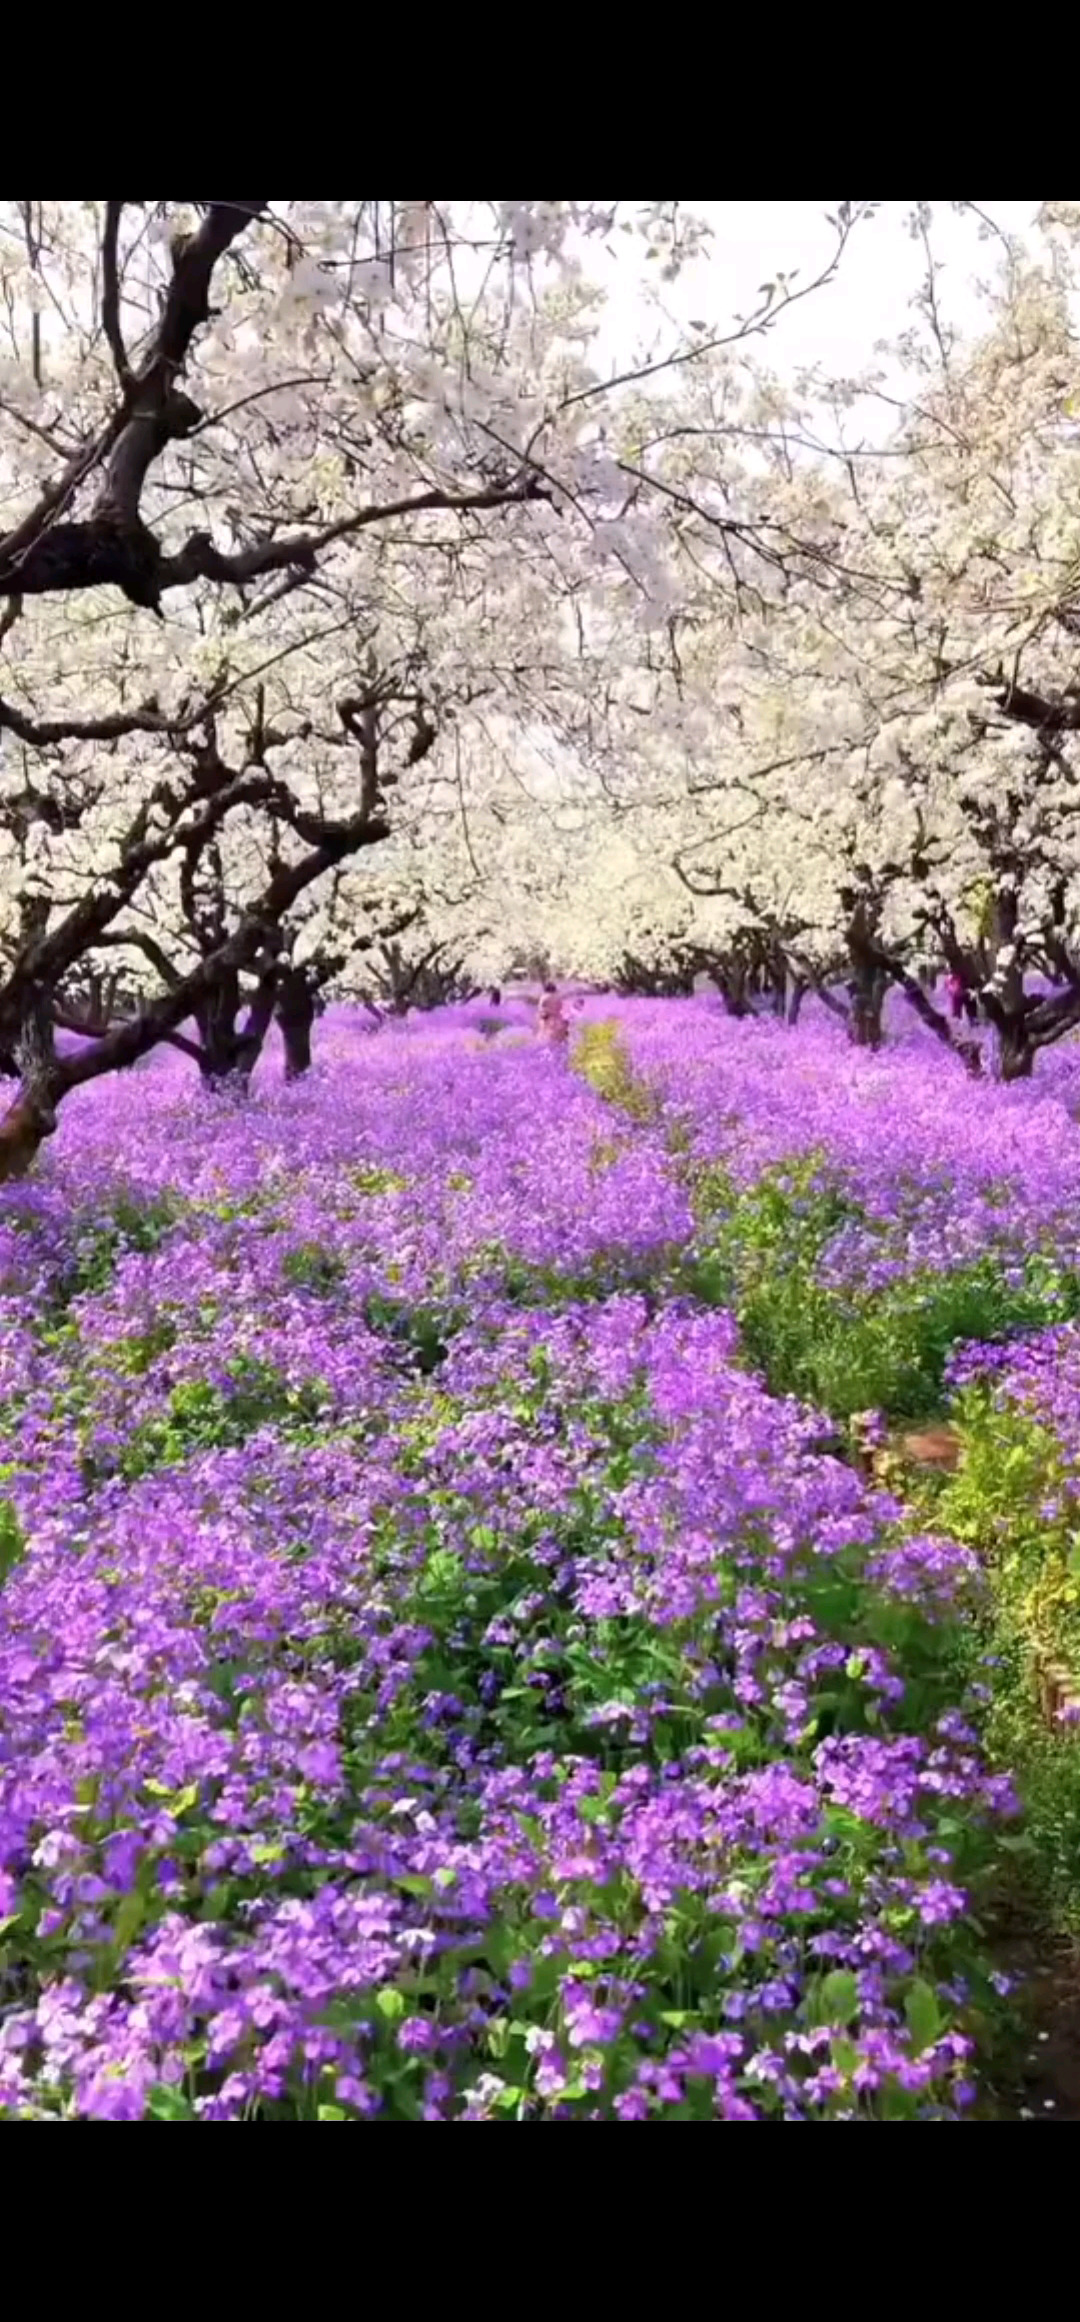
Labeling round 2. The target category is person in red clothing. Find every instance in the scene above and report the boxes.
[946,971,978,1026]
[536,982,569,1048]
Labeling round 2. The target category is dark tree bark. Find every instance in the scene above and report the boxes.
[0,204,268,610]
[785,973,806,1027]
[977,889,1036,1083]
[715,976,751,1019]
[847,980,887,1048]
[0,983,59,1181]
[840,886,890,1050]
[994,1022,1035,1081]
[192,977,248,1088]
[275,964,315,1081]
[190,942,282,1091]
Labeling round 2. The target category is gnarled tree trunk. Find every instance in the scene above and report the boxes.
[192,975,255,1089]
[993,1019,1034,1081]
[847,970,887,1049]
[190,953,274,1090]
[0,985,60,1181]
[0,1087,57,1181]
[275,964,315,1081]
[713,962,752,1018]
[784,971,806,1027]
[981,887,1034,1082]
[842,891,889,1050]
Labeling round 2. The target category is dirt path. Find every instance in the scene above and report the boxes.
[984,1934,1080,2119]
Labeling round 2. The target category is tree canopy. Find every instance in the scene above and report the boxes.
[6,199,1080,1169]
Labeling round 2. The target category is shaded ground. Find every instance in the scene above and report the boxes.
[988,1932,1080,2120]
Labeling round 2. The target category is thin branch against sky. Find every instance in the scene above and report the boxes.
[596,200,1040,389]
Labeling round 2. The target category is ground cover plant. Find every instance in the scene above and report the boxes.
[3,997,1079,2119]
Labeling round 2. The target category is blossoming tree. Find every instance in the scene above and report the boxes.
[0,196,876,1166]
[568,209,1080,1076]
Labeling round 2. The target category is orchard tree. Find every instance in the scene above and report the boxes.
[48,669,441,1090]
[0,197,875,1173]
[550,200,1080,1080]
[665,208,1080,1077]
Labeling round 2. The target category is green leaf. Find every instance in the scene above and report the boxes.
[112,1887,149,1953]
[376,1985,405,2023]
[881,2077,917,2122]
[904,1978,941,2054]
[819,1969,858,2025]
[148,2083,194,2121]
[317,2103,347,2120]
[0,1499,25,1591]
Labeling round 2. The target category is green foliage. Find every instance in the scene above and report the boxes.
[281,1242,347,1296]
[688,1159,1080,1424]
[115,1359,327,1479]
[61,1192,183,1302]
[679,1141,1080,1942]
[350,1163,407,1197]
[0,1473,25,1592]
[573,1021,658,1123]
[362,1292,459,1375]
[937,1390,1080,1927]
[464,1235,674,1313]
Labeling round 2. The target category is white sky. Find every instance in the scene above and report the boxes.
[598,199,1040,394]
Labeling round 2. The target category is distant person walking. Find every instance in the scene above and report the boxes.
[946,972,977,1026]
[536,982,569,1049]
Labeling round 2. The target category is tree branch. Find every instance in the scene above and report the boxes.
[0,692,202,745]
[18,755,272,990]
[992,675,1080,733]
[154,476,549,595]
[101,201,134,393]
[1025,985,1080,1049]
[89,927,183,989]
[0,466,545,612]
[0,200,267,608]
[55,800,392,1092]
[161,1030,205,1062]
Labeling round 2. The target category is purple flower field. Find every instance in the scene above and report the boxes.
[1,999,1077,2120]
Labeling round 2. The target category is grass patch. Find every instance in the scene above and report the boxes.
[930,1390,1080,1930]
[60,1191,184,1303]
[574,1021,658,1123]
[688,1157,1080,1424]
[103,1359,329,1480]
